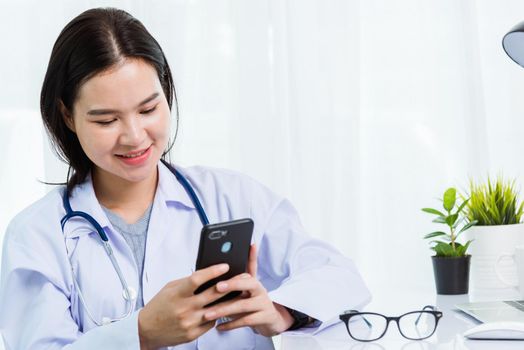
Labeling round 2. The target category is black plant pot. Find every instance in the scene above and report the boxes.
[431,255,471,295]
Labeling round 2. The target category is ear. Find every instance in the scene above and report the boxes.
[59,100,76,133]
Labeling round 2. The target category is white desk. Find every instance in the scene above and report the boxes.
[275,286,524,350]
[2,287,522,349]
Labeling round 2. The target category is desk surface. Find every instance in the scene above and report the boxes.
[275,286,524,350]
[1,286,522,349]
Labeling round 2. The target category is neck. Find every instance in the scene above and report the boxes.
[92,166,158,212]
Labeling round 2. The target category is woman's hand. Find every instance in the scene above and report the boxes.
[202,245,295,337]
[138,264,231,350]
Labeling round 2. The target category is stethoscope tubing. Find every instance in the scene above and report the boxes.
[162,160,209,225]
[60,162,207,325]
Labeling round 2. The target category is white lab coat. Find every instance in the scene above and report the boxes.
[0,162,371,349]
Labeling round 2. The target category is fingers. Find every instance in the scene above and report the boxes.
[201,274,267,321]
[184,319,217,342]
[192,283,234,307]
[203,295,265,321]
[181,264,229,295]
[215,273,262,296]
[216,311,268,332]
[195,320,217,335]
[192,272,263,310]
[192,271,251,306]
[247,244,258,278]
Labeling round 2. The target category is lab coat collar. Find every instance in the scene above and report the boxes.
[66,161,196,232]
[67,172,111,231]
[157,161,196,210]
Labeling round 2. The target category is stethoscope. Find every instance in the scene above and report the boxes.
[60,160,209,326]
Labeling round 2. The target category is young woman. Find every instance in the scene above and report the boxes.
[0,8,370,350]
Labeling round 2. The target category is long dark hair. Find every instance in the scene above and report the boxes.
[40,7,177,194]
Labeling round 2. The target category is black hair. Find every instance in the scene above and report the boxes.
[40,7,178,194]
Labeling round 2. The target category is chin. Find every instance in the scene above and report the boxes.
[122,165,158,181]
[103,162,155,183]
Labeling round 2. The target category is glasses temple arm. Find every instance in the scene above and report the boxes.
[361,315,373,328]
[415,305,437,325]
[344,310,373,328]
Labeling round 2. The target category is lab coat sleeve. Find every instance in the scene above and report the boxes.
[0,221,140,350]
[257,198,372,333]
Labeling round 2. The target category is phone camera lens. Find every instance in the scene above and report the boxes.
[209,230,228,240]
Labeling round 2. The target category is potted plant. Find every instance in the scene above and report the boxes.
[463,177,524,293]
[422,187,477,294]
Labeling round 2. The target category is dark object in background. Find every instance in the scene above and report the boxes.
[432,255,471,295]
[503,20,524,68]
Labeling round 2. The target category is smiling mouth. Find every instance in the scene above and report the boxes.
[116,147,150,158]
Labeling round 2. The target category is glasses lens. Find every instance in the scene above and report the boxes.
[398,312,436,340]
[347,313,387,341]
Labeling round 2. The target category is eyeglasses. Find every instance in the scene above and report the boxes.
[339,305,443,342]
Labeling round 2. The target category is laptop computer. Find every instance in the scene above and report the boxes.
[456,300,524,322]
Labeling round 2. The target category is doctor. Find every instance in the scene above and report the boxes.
[0,7,370,350]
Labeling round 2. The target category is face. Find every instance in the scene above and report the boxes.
[67,58,171,185]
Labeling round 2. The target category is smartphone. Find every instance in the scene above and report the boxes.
[194,218,254,306]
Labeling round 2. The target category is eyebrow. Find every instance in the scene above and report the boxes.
[86,92,160,116]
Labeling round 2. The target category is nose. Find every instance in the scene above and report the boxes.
[119,116,145,146]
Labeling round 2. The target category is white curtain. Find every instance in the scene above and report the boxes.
[2,0,524,302]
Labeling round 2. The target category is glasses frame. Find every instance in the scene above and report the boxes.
[339,305,443,342]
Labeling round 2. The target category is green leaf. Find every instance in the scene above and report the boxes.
[456,198,469,215]
[466,177,523,225]
[443,188,457,212]
[433,242,455,257]
[423,231,447,239]
[452,217,464,229]
[458,220,478,234]
[445,213,458,227]
[462,240,473,255]
[422,208,446,217]
[440,235,452,242]
[456,243,466,256]
[432,216,447,224]
[455,240,472,257]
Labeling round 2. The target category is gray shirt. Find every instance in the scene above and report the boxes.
[102,204,153,310]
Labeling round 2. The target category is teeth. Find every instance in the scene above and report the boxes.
[120,149,147,158]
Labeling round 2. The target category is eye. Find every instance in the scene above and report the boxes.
[95,119,116,126]
[140,106,157,115]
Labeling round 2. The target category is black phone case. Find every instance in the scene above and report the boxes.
[194,218,254,306]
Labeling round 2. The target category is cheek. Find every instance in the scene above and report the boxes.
[76,125,115,158]
[150,107,172,143]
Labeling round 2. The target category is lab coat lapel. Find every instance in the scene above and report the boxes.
[156,161,196,210]
[64,174,111,238]
[64,174,129,252]
[142,162,200,302]
[144,162,197,256]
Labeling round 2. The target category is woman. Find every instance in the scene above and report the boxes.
[0,8,370,350]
